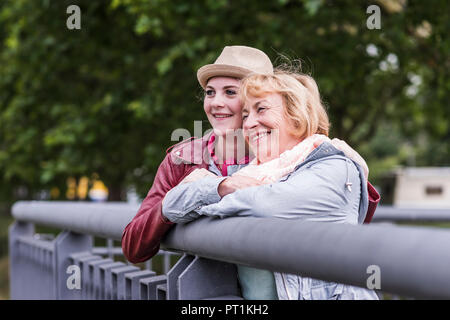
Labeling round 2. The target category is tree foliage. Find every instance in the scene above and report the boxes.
[0,0,448,202]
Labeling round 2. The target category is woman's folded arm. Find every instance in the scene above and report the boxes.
[197,157,363,224]
[162,176,226,223]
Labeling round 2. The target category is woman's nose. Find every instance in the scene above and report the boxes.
[210,93,226,108]
[243,112,258,130]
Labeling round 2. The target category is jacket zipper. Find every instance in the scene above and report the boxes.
[281,273,293,300]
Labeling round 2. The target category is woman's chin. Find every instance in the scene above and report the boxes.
[213,126,241,137]
[255,150,279,164]
[248,140,279,163]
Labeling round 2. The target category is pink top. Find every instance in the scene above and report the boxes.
[206,134,250,176]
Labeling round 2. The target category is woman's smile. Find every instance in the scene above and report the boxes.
[212,113,234,119]
[249,130,272,143]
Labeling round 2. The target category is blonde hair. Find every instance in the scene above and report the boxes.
[239,69,330,139]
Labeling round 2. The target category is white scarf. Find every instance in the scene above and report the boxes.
[232,134,330,183]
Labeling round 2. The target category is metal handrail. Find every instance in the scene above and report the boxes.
[12,201,138,240]
[372,205,450,222]
[11,201,450,299]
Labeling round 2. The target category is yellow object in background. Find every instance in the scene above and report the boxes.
[66,177,77,200]
[89,179,109,202]
[77,176,89,200]
[50,187,60,199]
[64,175,109,201]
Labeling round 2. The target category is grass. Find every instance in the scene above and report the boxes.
[0,213,12,300]
[397,221,450,229]
[0,256,9,300]
[0,214,13,258]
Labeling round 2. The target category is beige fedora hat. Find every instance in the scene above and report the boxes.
[197,45,273,89]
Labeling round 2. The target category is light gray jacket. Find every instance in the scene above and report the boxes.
[162,142,378,300]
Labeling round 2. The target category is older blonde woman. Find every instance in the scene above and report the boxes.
[163,69,379,300]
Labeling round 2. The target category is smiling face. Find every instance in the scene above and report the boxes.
[203,77,243,136]
[242,92,302,164]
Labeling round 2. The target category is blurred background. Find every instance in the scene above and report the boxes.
[0,0,448,298]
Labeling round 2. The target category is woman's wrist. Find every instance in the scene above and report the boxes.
[218,178,233,198]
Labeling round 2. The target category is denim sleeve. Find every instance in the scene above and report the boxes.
[162,176,227,223]
[197,158,362,223]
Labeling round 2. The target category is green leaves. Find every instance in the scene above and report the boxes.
[303,0,323,16]
[135,14,162,36]
[0,0,448,202]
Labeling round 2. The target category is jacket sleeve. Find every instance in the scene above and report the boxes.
[162,176,226,223]
[121,153,182,263]
[197,158,363,224]
[364,182,380,224]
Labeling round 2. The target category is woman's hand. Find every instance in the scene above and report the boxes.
[218,175,264,198]
[162,168,217,209]
[179,168,217,184]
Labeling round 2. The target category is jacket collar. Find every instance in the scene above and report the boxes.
[303,141,346,164]
[296,141,369,224]
[169,131,252,166]
[168,132,213,165]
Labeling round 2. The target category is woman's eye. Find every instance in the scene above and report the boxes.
[205,90,214,96]
[242,114,248,120]
[257,107,266,113]
[226,89,236,95]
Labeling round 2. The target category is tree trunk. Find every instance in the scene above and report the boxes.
[107,184,125,202]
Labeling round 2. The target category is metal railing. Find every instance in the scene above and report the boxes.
[8,201,450,299]
[372,206,450,222]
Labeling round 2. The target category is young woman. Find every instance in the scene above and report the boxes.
[121,46,274,263]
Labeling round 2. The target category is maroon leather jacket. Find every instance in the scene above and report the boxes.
[121,135,381,263]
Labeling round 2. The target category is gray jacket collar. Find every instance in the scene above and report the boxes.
[302,141,346,166]
[295,141,369,224]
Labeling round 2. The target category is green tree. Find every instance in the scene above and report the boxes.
[0,0,448,203]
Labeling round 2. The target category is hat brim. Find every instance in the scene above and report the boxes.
[197,64,254,89]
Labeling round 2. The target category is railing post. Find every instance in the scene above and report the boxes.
[97,262,125,299]
[103,262,127,299]
[166,254,195,300]
[125,270,156,299]
[88,258,114,299]
[8,221,35,299]
[177,256,242,300]
[139,275,167,300]
[54,231,93,299]
[112,265,140,300]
